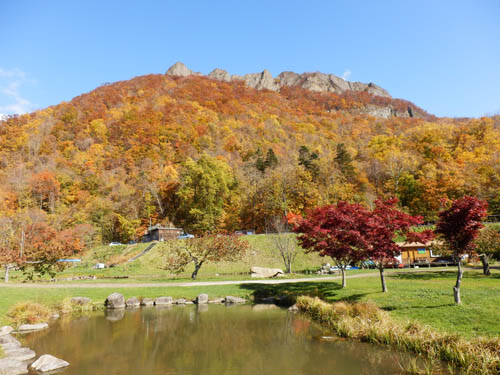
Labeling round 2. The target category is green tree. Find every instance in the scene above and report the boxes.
[176,155,237,233]
[298,145,319,178]
[256,148,278,173]
[475,226,500,276]
[164,234,249,279]
[334,143,355,180]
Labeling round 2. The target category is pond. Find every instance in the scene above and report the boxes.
[23,304,415,375]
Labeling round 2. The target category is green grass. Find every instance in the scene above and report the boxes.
[1,268,498,339]
[6,234,329,283]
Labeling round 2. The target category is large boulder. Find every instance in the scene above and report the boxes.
[154,297,172,306]
[195,294,208,304]
[0,358,28,375]
[3,348,36,362]
[250,266,285,278]
[125,297,140,308]
[225,296,246,304]
[0,327,13,337]
[104,293,125,309]
[173,298,186,305]
[30,355,69,373]
[17,323,48,332]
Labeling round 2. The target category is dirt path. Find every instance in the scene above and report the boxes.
[0,268,453,289]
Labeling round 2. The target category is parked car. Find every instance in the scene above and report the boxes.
[128,240,137,244]
[109,242,121,246]
[177,233,195,239]
[360,260,376,269]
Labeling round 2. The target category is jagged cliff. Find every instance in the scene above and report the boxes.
[166,62,391,98]
[165,62,422,118]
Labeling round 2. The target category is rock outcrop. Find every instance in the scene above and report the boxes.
[166,62,391,98]
[166,62,201,77]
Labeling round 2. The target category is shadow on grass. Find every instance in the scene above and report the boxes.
[238,281,369,305]
[393,270,500,280]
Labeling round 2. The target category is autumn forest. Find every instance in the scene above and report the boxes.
[1,72,500,248]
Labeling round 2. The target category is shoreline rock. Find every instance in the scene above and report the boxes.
[140,298,154,306]
[17,323,48,332]
[104,293,125,309]
[30,354,69,373]
[195,294,208,304]
[154,297,173,306]
[0,327,13,337]
[125,297,140,308]
[0,358,28,375]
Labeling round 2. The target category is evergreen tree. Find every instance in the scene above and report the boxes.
[334,143,355,179]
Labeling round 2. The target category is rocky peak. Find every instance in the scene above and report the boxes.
[166,62,201,77]
[208,68,231,82]
[165,62,392,98]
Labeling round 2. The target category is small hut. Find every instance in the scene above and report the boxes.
[142,225,183,242]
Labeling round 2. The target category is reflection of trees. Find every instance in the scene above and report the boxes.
[23,306,415,375]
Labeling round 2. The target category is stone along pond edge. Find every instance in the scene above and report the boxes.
[0,292,249,375]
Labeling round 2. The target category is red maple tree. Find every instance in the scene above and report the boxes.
[366,198,434,292]
[435,196,487,304]
[293,202,372,288]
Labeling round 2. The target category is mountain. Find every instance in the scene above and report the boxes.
[0,66,499,244]
[166,62,420,119]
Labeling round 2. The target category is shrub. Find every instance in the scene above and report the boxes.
[7,302,53,327]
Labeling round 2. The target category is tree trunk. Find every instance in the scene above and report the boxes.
[341,266,346,288]
[479,254,491,276]
[379,265,387,293]
[454,259,463,304]
[191,261,203,280]
[4,265,10,283]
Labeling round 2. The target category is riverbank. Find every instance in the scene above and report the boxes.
[296,296,500,375]
[1,268,498,338]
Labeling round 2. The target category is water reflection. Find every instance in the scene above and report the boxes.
[24,305,413,375]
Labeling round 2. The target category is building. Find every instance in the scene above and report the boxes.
[396,241,447,266]
[142,225,183,242]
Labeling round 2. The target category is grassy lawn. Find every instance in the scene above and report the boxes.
[1,268,498,339]
[5,234,330,283]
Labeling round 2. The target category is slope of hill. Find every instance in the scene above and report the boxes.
[0,68,499,244]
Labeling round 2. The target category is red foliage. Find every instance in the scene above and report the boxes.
[366,198,434,264]
[293,202,372,264]
[435,196,487,256]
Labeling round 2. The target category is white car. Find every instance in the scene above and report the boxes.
[109,242,121,246]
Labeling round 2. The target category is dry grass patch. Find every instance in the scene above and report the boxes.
[296,296,500,375]
[7,302,53,327]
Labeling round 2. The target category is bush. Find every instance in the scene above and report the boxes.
[7,302,53,327]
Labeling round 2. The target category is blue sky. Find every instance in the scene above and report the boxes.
[1,0,499,118]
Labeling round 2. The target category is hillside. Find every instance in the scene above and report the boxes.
[1,67,500,244]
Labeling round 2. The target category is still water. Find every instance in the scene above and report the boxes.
[23,304,413,375]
